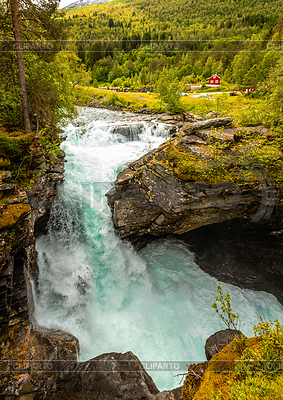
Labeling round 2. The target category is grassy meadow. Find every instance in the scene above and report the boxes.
[73,85,265,127]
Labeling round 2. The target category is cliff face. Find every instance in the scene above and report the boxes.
[0,148,66,337]
[106,119,283,303]
[0,148,81,397]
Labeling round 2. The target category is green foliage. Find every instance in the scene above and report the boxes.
[73,86,94,105]
[103,92,127,106]
[193,93,230,116]
[0,89,21,127]
[26,52,78,135]
[229,373,283,400]
[231,317,283,396]
[135,168,143,178]
[62,0,282,90]
[194,95,215,115]
[0,131,34,157]
[212,282,239,330]
[10,153,34,188]
[156,69,183,113]
[0,1,77,133]
[253,317,283,366]
[55,49,91,87]
[234,105,265,127]
[262,54,283,132]
[7,126,60,188]
[39,126,61,158]
[232,335,248,355]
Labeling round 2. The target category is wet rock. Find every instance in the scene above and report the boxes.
[106,122,271,248]
[164,119,177,125]
[205,329,242,360]
[180,218,283,304]
[179,144,213,159]
[1,345,160,399]
[111,123,145,141]
[116,168,135,185]
[166,125,178,135]
[26,151,65,235]
[52,351,159,400]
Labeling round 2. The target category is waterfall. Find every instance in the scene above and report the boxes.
[34,107,283,391]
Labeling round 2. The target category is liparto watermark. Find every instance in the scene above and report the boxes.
[1,359,282,373]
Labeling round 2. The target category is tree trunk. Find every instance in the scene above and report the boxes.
[10,0,31,134]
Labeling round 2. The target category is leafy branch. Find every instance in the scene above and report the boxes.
[212,282,239,330]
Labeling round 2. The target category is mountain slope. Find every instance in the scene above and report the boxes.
[61,0,283,87]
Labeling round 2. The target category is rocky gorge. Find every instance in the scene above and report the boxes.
[0,133,186,399]
[1,109,283,399]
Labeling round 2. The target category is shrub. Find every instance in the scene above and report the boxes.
[0,131,34,157]
[0,89,21,127]
[104,92,126,106]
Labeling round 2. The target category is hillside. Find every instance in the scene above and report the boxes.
[61,0,283,88]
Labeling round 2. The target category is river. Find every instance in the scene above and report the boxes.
[34,107,283,391]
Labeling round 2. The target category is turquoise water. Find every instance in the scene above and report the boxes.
[34,108,283,391]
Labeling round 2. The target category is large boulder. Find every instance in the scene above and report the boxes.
[205,329,242,361]
[106,121,283,303]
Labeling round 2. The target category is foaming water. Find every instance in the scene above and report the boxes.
[34,108,283,391]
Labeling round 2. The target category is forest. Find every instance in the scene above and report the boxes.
[61,0,283,90]
[1,0,283,132]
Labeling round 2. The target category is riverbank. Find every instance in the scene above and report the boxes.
[73,85,266,128]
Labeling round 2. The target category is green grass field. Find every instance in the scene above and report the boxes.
[73,85,265,127]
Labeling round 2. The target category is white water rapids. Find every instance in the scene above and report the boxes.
[34,107,283,391]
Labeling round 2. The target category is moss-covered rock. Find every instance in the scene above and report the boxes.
[0,204,31,230]
[0,170,11,183]
[0,156,11,168]
[181,362,208,400]
[0,131,34,157]
[182,335,283,400]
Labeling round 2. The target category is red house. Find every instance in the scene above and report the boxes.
[123,88,131,92]
[207,74,220,86]
[109,87,120,92]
